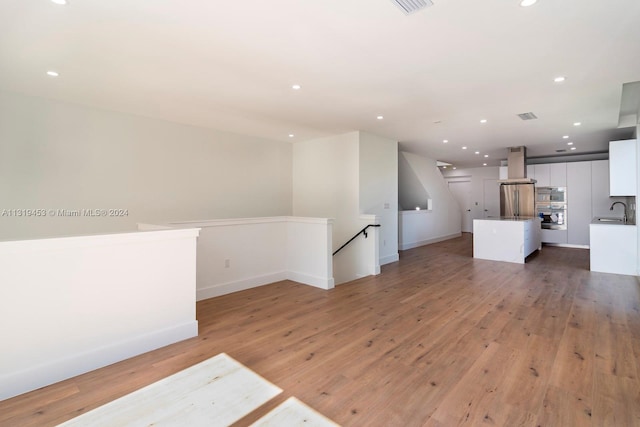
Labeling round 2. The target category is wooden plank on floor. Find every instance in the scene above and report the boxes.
[251,397,339,427]
[57,353,281,427]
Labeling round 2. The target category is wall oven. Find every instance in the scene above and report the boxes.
[535,187,567,230]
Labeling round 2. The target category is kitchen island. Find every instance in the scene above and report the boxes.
[473,217,542,264]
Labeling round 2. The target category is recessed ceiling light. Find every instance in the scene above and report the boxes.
[453,167,457,170]
[520,0,537,6]
[288,134,294,138]
[554,76,566,83]
[563,135,569,139]
[376,115,384,120]
[443,139,448,143]
[462,146,468,150]
[483,163,488,166]
[442,166,447,169]
[573,122,581,126]
[51,0,67,4]
[570,147,577,150]
[567,142,574,146]
[480,119,487,124]
[291,84,301,90]
[475,151,480,155]
[484,154,489,158]
[46,70,59,77]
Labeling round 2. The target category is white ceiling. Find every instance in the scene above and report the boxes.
[1,0,639,167]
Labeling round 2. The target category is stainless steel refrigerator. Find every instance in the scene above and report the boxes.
[500,183,535,217]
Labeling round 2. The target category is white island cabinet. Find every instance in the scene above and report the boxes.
[473,217,541,264]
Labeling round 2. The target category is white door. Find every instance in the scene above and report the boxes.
[449,181,473,233]
[483,179,500,218]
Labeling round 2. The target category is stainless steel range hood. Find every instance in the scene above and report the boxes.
[498,146,536,184]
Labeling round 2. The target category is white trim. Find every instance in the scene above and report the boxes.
[0,228,200,253]
[399,210,433,216]
[172,217,285,226]
[166,216,333,228]
[0,321,197,401]
[359,214,379,223]
[137,223,173,231]
[399,232,462,250]
[287,271,335,290]
[197,270,336,300]
[197,272,288,301]
[380,253,399,265]
[285,217,334,225]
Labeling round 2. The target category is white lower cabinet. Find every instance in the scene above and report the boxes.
[590,224,637,275]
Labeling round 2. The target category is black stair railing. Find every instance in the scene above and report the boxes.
[332,224,381,256]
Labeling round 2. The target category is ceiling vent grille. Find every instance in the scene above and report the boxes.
[390,0,434,15]
[517,112,538,120]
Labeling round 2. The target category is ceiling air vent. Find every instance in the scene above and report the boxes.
[390,0,434,15]
[517,112,538,120]
[556,149,567,153]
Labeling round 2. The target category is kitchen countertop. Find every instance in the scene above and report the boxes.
[591,217,636,226]
[478,216,541,222]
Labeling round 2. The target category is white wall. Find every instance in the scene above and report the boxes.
[398,152,461,250]
[398,152,431,211]
[0,91,292,241]
[442,166,501,219]
[140,217,335,300]
[359,132,399,265]
[292,131,395,283]
[0,228,199,400]
[292,132,363,284]
[292,132,360,244]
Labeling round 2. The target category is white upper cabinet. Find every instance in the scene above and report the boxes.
[534,164,550,186]
[549,163,567,187]
[530,163,566,187]
[609,139,637,196]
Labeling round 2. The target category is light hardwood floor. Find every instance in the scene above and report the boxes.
[2,234,640,426]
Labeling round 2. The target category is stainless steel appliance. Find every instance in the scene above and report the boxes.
[500,182,536,217]
[535,187,567,229]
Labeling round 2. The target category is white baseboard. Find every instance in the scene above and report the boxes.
[399,232,462,250]
[542,243,589,249]
[380,253,399,265]
[197,272,288,301]
[0,320,198,401]
[287,271,335,290]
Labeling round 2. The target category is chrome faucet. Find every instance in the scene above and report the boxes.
[610,201,628,223]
